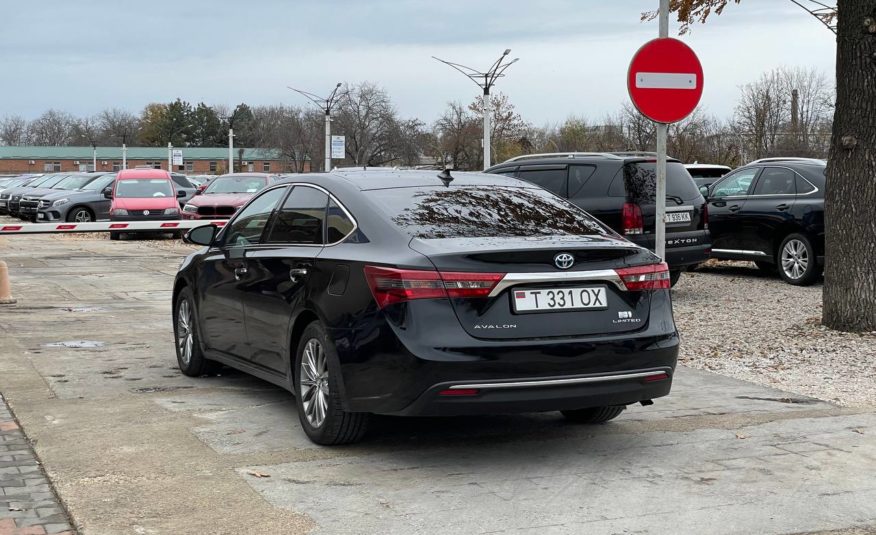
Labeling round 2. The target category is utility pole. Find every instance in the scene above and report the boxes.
[228,128,234,174]
[433,49,519,171]
[654,0,669,261]
[92,143,97,172]
[167,142,173,172]
[121,134,128,170]
[288,83,344,172]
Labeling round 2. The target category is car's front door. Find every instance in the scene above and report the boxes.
[708,167,760,251]
[244,185,330,374]
[738,166,797,256]
[197,186,288,360]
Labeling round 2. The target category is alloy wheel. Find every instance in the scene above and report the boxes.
[781,239,809,281]
[300,338,329,428]
[74,210,92,222]
[176,299,194,366]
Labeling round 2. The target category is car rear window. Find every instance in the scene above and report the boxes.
[615,162,702,202]
[367,186,609,239]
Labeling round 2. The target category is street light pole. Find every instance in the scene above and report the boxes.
[228,128,234,174]
[121,134,128,170]
[433,49,518,171]
[92,143,97,172]
[167,142,173,172]
[289,83,344,172]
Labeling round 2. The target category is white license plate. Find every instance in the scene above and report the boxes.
[665,212,691,223]
[512,286,608,312]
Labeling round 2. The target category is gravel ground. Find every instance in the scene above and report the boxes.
[3,215,874,407]
[674,261,876,407]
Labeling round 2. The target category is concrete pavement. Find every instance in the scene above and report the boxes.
[0,229,874,534]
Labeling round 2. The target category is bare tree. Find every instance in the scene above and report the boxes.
[97,109,140,145]
[433,101,481,170]
[334,82,401,166]
[28,109,76,146]
[0,115,29,146]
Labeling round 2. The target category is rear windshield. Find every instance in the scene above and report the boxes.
[115,179,174,198]
[205,176,267,194]
[686,167,728,179]
[367,186,610,239]
[620,162,702,202]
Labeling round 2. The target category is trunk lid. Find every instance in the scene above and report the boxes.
[410,235,657,340]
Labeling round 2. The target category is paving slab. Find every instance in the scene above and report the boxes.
[0,228,874,535]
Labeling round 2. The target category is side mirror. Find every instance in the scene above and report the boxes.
[699,186,709,197]
[177,189,187,198]
[197,184,207,193]
[194,189,202,195]
[185,225,218,246]
[102,187,113,199]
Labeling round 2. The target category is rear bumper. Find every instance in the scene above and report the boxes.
[392,367,674,416]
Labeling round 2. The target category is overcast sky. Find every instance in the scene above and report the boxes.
[2,1,836,125]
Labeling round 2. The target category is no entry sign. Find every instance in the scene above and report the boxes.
[627,38,704,124]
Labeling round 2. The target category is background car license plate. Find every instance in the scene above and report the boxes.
[513,287,608,312]
[665,212,691,223]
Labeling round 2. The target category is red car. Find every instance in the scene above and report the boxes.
[105,169,184,240]
[182,173,279,219]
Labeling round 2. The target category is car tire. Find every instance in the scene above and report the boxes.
[67,207,94,223]
[173,286,222,377]
[669,270,682,287]
[777,233,819,286]
[561,405,626,424]
[294,321,369,445]
[109,231,120,240]
[754,261,777,274]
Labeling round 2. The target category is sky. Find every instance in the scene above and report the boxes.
[1,1,836,126]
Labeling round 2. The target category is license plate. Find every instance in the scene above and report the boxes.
[665,212,691,223]
[512,286,608,313]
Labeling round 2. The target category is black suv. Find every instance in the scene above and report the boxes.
[487,152,711,285]
[703,157,825,286]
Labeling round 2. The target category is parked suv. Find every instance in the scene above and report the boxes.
[487,153,711,285]
[703,157,825,285]
[105,169,184,240]
[18,173,104,222]
[36,172,117,222]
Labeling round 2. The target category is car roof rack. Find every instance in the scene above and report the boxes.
[748,157,826,165]
[502,152,622,163]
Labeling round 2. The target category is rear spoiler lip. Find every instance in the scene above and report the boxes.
[488,269,626,297]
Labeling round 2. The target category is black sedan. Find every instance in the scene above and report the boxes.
[174,171,679,445]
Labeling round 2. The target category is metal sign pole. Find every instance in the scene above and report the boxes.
[324,111,332,172]
[654,0,669,261]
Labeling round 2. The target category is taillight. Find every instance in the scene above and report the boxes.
[615,263,670,291]
[364,266,504,309]
[701,203,709,230]
[622,202,643,235]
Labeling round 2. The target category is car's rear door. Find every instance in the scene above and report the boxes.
[737,166,797,255]
[515,165,569,198]
[243,185,329,374]
[196,186,288,360]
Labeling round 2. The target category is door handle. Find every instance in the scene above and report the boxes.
[234,266,248,280]
[729,205,741,212]
[776,203,790,211]
[289,268,309,282]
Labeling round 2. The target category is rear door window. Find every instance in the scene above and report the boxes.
[752,167,795,195]
[623,162,701,203]
[265,186,328,245]
[516,166,568,197]
[568,165,597,197]
[366,185,609,239]
[795,175,816,194]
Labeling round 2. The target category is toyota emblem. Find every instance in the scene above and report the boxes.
[554,253,575,270]
[143,210,150,216]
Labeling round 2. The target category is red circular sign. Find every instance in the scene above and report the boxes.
[627,38,704,124]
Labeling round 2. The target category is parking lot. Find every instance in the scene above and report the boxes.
[0,223,874,535]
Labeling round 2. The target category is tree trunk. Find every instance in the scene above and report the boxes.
[823,0,876,331]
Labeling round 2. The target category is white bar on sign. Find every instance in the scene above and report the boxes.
[635,72,697,90]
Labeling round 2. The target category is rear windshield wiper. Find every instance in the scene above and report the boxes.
[666,195,684,205]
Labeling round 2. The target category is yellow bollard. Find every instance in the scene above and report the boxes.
[0,260,16,305]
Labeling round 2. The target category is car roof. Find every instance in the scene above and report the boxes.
[491,152,681,167]
[684,164,731,170]
[116,169,171,180]
[276,169,535,191]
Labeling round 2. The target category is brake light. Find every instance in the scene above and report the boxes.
[701,203,709,230]
[364,266,504,308]
[615,263,670,291]
[622,202,643,235]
